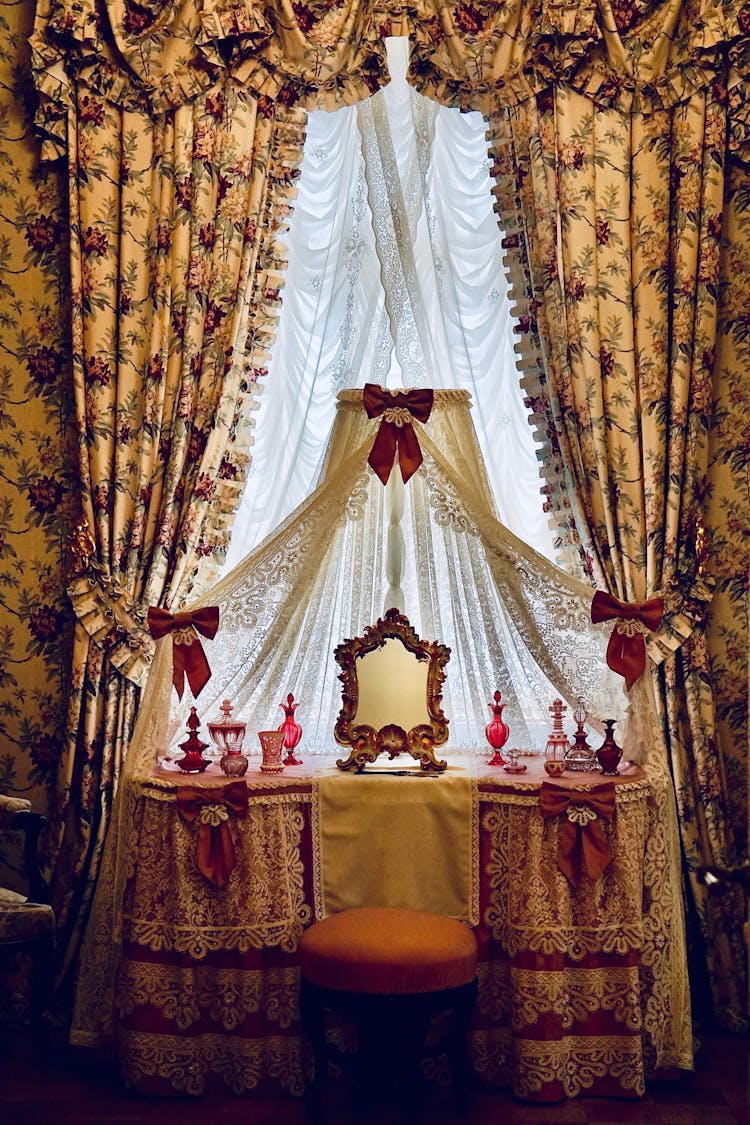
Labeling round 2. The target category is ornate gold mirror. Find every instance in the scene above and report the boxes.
[333,608,450,772]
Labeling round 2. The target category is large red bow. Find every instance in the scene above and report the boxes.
[363,384,434,485]
[176,781,248,887]
[539,781,616,886]
[591,590,664,691]
[147,606,219,699]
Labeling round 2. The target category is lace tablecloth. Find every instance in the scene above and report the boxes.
[71,755,692,1101]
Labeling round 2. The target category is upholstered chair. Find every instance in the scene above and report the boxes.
[0,795,54,1050]
[299,906,478,1123]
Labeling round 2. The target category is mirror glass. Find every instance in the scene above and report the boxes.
[354,638,429,732]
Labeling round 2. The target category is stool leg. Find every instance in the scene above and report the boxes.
[300,980,327,1124]
[447,979,477,1112]
[350,999,382,1114]
[399,1002,433,1125]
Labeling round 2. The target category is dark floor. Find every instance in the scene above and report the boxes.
[0,1028,748,1125]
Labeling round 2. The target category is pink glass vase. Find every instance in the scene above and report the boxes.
[278,692,303,766]
[485,690,509,766]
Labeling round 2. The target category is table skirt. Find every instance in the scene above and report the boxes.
[89,764,691,1101]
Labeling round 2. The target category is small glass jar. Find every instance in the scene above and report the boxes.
[258,730,285,774]
[208,700,248,777]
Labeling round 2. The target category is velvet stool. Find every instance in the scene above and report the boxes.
[298,906,478,1122]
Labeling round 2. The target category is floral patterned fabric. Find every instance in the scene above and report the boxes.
[28,0,750,142]
[29,53,306,991]
[488,80,747,1026]
[27,0,750,1030]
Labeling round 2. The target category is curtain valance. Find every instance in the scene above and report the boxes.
[31,0,750,160]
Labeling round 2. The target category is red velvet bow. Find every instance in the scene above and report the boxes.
[591,590,664,691]
[539,781,616,886]
[176,781,248,888]
[147,606,219,699]
[363,384,434,485]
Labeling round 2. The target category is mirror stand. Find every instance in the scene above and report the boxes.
[333,609,451,773]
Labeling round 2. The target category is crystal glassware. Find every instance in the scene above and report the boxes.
[176,707,211,773]
[502,747,527,775]
[485,690,509,766]
[278,693,303,766]
[596,719,623,775]
[258,730,285,774]
[564,696,597,772]
[207,699,248,776]
[544,698,569,777]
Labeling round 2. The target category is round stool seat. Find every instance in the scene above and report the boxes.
[299,906,478,995]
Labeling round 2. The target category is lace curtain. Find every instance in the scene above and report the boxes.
[134,391,626,767]
[225,39,553,570]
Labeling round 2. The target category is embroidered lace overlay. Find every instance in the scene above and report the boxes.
[118,1028,308,1097]
[481,782,649,959]
[121,783,311,957]
[71,757,691,1098]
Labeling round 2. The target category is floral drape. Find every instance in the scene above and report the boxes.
[485,75,748,1027]
[30,0,750,1026]
[31,3,306,989]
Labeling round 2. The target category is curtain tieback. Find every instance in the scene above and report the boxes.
[147,606,219,698]
[539,781,616,886]
[176,782,248,888]
[591,590,664,690]
[363,384,434,485]
[65,518,155,686]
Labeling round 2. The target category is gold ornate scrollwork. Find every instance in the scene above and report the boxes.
[67,514,96,580]
[333,608,450,772]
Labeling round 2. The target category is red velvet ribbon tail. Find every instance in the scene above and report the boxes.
[557,820,581,886]
[184,639,212,698]
[196,821,235,888]
[396,423,423,483]
[581,819,613,882]
[171,639,187,699]
[605,629,645,692]
[368,420,397,485]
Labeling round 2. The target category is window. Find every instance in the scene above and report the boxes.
[224,38,553,573]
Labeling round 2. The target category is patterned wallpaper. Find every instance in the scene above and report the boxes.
[0,0,747,896]
[0,0,77,887]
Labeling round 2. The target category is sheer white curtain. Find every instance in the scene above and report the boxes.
[224,38,553,571]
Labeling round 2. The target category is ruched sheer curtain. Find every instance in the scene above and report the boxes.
[225,38,552,570]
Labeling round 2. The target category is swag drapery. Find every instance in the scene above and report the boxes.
[224,35,555,571]
[30,0,750,1027]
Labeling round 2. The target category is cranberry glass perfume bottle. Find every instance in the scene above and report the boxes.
[544,698,569,777]
[485,690,509,766]
[596,719,623,776]
[207,699,248,777]
[278,693,303,766]
[177,707,211,773]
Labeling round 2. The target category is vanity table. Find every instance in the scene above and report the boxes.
[89,754,692,1101]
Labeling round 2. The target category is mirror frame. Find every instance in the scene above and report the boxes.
[333,608,450,772]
